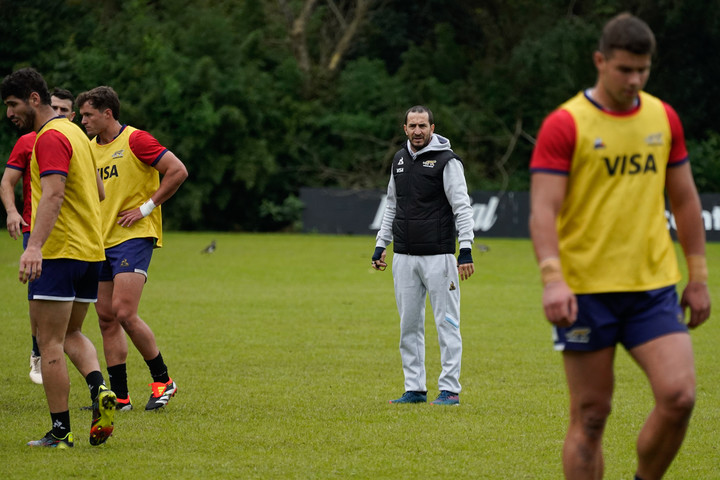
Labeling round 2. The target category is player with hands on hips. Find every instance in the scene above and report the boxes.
[77,86,188,411]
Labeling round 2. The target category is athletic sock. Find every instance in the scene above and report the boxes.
[31,336,40,356]
[107,363,129,399]
[145,352,170,384]
[50,410,71,438]
[85,370,105,402]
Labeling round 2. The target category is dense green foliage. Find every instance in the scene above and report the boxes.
[2,233,719,477]
[2,0,719,230]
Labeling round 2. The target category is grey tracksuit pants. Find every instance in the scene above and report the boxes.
[392,253,462,394]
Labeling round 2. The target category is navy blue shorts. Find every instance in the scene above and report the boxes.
[99,237,154,282]
[23,232,29,250]
[553,285,688,351]
[28,259,102,302]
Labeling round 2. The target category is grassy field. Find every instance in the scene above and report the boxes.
[0,232,718,479]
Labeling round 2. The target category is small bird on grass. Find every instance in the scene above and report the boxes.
[201,240,216,254]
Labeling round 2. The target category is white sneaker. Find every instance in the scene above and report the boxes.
[29,355,42,384]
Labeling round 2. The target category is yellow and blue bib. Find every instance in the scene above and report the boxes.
[91,126,163,249]
[557,91,681,293]
[31,118,104,261]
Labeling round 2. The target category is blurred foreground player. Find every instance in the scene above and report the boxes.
[529,13,710,480]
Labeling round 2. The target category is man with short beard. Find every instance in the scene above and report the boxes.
[1,86,79,385]
[372,105,475,406]
[1,67,116,448]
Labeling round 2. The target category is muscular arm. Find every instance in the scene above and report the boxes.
[148,152,188,205]
[117,152,188,227]
[529,173,565,262]
[667,163,705,257]
[19,174,65,283]
[529,172,577,326]
[666,163,711,328]
[0,168,25,239]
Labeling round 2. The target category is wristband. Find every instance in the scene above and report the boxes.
[539,257,563,286]
[139,199,156,217]
[687,255,708,284]
[457,248,473,265]
[372,246,385,262]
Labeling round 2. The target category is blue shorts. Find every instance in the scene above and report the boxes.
[99,237,154,282]
[28,259,102,302]
[23,232,29,250]
[553,285,688,351]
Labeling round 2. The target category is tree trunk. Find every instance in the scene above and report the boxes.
[327,0,371,72]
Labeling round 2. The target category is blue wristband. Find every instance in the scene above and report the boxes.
[457,248,473,265]
[372,247,385,261]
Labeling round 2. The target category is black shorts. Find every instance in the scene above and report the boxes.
[553,285,688,351]
[99,237,154,282]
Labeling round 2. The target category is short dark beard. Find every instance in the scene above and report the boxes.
[16,108,36,134]
[412,137,430,151]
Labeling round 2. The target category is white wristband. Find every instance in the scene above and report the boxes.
[139,199,156,217]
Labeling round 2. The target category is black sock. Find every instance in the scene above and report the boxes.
[85,370,105,402]
[50,410,71,438]
[145,352,170,384]
[107,363,129,399]
[32,336,40,356]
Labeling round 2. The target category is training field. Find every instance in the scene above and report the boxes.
[0,232,718,478]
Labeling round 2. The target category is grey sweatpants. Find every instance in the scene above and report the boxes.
[392,253,462,393]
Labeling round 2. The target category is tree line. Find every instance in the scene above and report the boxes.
[2,0,719,231]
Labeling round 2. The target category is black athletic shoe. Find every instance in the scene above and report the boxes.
[145,379,177,410]
[28,431,74,448]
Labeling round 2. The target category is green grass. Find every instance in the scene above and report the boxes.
[1,233,718,478]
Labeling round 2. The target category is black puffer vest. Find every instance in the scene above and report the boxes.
[392,147,457,255]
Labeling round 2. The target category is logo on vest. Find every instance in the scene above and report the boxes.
[98,165,119,180]
[593,137,606,150]
[111,149,125,159]
[398,157,404,165]
[645,132,663,146]
[396,168,404,173]
[603,154,657,175]
[422,160,436,168]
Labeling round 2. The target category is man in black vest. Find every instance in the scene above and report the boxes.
[372,105,475,405]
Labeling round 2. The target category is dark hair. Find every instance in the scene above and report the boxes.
[51,88,75,105]
[0,67,51,104]
[404,105,434,125]
[598,13,656,57]
[76,86,120,120]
